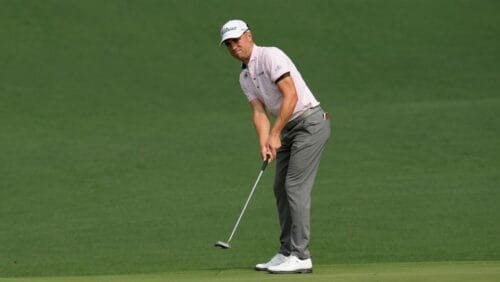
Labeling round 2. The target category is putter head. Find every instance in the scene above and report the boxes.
[214,241,231,249]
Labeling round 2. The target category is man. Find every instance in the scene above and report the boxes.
[220,19,331,274]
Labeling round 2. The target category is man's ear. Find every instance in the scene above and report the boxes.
[247,31,253,42]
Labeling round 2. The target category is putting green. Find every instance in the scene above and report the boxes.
[2,261,499,282]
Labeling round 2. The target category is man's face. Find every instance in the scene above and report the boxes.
[223,31,253,63]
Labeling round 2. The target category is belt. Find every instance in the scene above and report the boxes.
[285,105,322,129]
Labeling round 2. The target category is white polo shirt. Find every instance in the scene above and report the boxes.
[239,45,319,121]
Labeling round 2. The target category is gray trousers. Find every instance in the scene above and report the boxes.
[274,108,330,260]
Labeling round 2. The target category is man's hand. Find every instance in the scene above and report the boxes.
[266,133,281,162]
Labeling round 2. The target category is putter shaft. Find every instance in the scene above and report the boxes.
[226,169,265,243]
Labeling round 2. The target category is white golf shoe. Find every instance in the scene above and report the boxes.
[267,255,313,274]
[255,253,288,271]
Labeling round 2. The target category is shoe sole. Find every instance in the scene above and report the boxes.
[255,266,268,271]
[268,268,313,274]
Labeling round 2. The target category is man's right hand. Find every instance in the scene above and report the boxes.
[265,133,281,162]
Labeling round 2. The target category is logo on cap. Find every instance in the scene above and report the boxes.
[221,26,238,36]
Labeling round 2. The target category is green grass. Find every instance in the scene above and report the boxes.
[1,0,500,279]
[1,262,500,282]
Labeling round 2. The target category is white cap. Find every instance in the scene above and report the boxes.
[220,19,249,45]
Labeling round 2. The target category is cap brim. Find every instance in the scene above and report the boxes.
[220,30,245,45]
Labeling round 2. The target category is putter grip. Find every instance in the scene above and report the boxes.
[261,155,270,171]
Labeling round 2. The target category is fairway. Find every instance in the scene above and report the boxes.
[1,0,500,281]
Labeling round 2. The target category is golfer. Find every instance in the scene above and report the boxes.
[220,19,331,274]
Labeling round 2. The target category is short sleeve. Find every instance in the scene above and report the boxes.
[264,47,292,83]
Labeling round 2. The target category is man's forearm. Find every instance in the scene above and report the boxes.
[272,76,298,137]
[253,111,271,148]
[271,95,296,137]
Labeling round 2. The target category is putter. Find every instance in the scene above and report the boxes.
[215,156,270,249]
